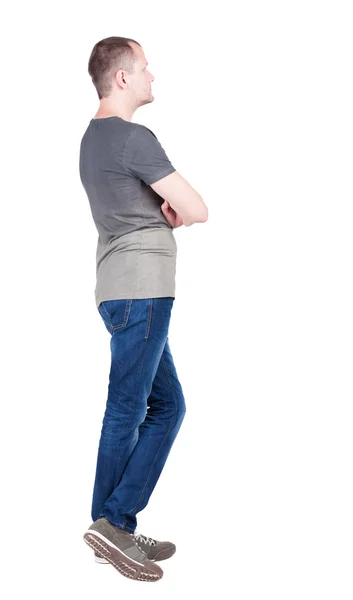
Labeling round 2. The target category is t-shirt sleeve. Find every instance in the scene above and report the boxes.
[122,125,176,185]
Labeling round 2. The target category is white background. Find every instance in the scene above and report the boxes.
[1,1,352,598]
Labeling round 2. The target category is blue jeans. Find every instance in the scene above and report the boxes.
[91,297,186,533]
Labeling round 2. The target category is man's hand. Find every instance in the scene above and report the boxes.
[160,200,184,228]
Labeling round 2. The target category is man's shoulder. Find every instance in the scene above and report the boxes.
[128,121,157,140]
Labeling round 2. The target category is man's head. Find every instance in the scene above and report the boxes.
[88,36,155,114]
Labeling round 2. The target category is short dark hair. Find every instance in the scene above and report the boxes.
[88,36,141,99]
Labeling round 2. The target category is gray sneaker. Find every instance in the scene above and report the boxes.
[94,531,176,563]
[83,517,163,582]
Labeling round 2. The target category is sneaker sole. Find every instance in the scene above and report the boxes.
[94,553,158,564]
[94,547,175,563]
[83,530,163,582]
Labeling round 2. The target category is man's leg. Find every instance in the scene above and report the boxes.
[91,297,185,533]
[100,336,186,532]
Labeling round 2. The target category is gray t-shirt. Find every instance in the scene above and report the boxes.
[79,116,177,307]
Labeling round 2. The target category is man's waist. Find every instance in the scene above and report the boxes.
[96,227,176,269]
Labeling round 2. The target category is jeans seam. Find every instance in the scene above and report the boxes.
[144,299,153,339]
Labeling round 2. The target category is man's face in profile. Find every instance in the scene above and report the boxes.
[129,43,155,107]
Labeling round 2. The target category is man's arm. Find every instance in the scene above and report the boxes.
[122,125,208,226]
[150,171,208,227]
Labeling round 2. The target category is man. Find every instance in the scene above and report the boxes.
[79,36,208,582]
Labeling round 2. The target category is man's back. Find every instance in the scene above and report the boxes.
[79,116,178,307]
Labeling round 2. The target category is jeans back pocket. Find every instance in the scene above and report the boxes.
[98,299,133,334]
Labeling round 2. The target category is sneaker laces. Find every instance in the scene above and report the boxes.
[133,532,156,546]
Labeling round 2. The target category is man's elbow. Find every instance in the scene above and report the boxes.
[184,207,208,227]
[200,207,208,222]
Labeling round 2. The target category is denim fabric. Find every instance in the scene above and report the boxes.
[91,297,186,533]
